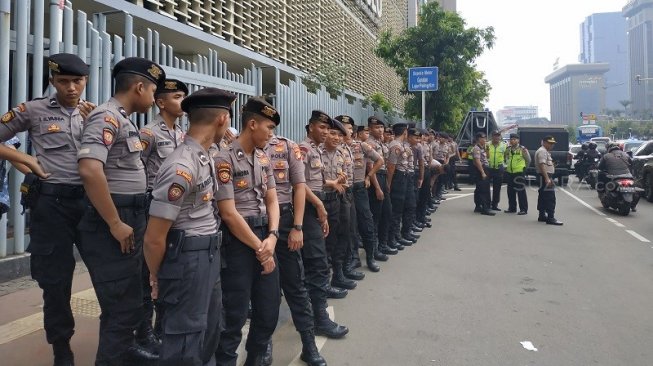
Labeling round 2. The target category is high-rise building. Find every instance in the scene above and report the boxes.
[623,0,653,116]
[545,64,610,125]
[579,12,629,111]
[496,106,539,125]
[408,0,457,27]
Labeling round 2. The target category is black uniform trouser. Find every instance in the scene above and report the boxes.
[142,192,162,336]
[389,172,408,245]
[416,169,432,222]
[216,226,281,365]
[338,189,354,264]
[369,172,392,247]
[537,174,557,219]
[354,182,377,256]
[158,234,222,366]
[301,204,330,322]
[435,160,446,197]
[27,190,85,345]
[77,194,146,364]
[472,167,491,210]
[506,172,528,212]
[448,158,459,187]
[401,173,417,237]
[276,205,314,332]
[488,167,504,208]
[324,195,343,265]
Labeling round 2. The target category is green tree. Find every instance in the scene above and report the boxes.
[303,60,350,98]
[619,100,631,116]
[375,2,494,131]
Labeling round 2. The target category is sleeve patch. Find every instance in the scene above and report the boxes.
[105,116,119,128]
[293,145,302,160]
[218,162,232,183]
[102,128,115,146]
[168,183,185,201]
[176,169,193,183]
[140,128,153,137]
[1,110,15,123]
[141,140,149,150]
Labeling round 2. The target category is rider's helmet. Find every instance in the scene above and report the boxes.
[607,142,621,152]
[581,142,589,150]
[588,142,597,150]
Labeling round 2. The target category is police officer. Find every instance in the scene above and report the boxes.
[448,134,462,191]
[535,136,563,225]
[366,117,397,257]
[432,132,449,200]
[401,127,420,244]
[386,123,413,250]
[338,116,385,272]
[264,132,327,366]
[213,97,282,365]
[416,130,433,227]
[487,131,506,211]
[504,133,530,215]
[77,57,164,364]
[471,132,495,216]
[383,126,394,143]
[143,88,234,365]
[300,110,349,338]
[0,53,95,366]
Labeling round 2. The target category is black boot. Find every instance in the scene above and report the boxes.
[135,319,161,354]
[331,261,357,290]
[53,340,74,366]
[343,258,365,280]
[244,353,264,366]
[325,284,348,299]
[366,253,380,272]
[299,330,327,366]
[260,341,273,366]
[314,308,349,339]
[374,251,389,261]
[379,241,398,255]
[123,343,159,364]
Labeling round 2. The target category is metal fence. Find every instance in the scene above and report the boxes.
[0,0,390,258]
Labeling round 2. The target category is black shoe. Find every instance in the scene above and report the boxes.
[244,353,264,366]
[411,225,423,232]
[439,196,447,200]
[124,344,159,362]
[260,341,273,366]
[424,216,432,223]
[474,207,482,213]
[53,340,74,366]
[504,209,516,213]
[374,252,389,262]
[380,246,398,255]
[402,235,417,243]
[325,284,348,299]
[481,210,496,216]
[420,221,432,228]
[135,324,161,352]
[299,330,327,366]
[631,207,637,212]
[408,232,421,239]
[454,187,462,191]
[344,266,365,281]
[352,257,362,269]
[366,255,380,272]
[331,274,357,290]
[538,216,547,222]
[315,319,349,339]
[393,243,405,251]
[414,221,426,228]
[442,190,449,194]
[517,210,527,215]
[491,206,501,211]
[397,238,413,246]
[546,218,564,226]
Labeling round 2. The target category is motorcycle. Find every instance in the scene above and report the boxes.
[585,157,600,189]
[598,174,644,216]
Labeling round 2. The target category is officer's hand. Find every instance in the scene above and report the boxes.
[481,173,488,180]
[337,174,347,184]
[364,176,371,188]
[257,237,276,262]
[375,187,384,201]
[334,183,345,194]
[288,228,303,251]
[546,179,554,188]
[260,257,275,275]
[417,179,423,188]
[78,101,96,120]
[149,274,158,300]
[110,221,135,253]
[23,155,50,179]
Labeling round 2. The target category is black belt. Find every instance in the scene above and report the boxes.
[353,181,366,189]
[243,215,269,228]
[345,187,353,194]
[39,182,85,199]
[394,171,408,177]
[280,203,293,216]
[110,193,148,208]
[183,232,222,252]
[377,170,387,175]
[321,191,339,201]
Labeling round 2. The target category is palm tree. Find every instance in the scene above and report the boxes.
[619,100,632,117]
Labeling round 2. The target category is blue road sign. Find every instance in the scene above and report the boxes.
[408,67,438,92]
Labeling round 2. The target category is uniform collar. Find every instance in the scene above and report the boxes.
[47,94,81,114]
[108,97,128,118]
[231,139,246,161]
[184,136,211,166]
[155,114,181,132]
[269,136,279,145]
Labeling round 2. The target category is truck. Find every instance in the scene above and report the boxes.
[518,126,571,186]
[454,110,500,176]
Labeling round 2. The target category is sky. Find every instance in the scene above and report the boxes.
[457,0,627,119]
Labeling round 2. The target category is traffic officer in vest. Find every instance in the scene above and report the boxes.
[470,132,495,216]
[504,133,530,215]
[487,130,506,211]
[213,97,282,365]
[138,78,188,348]
[366,117,397,257]
[143,87,234,366]
[78,57,164,365]
[386,123,413,251]
[300,110,350,338]
[0,53,95,366]
[401,127,421,244]
[263,130,327,365]
[535,136,563,225]
[338,116,385,272]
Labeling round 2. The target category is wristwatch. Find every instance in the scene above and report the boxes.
[268,229,280,239]
[292,224,303,231]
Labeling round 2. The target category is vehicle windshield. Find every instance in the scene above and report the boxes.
[570,145,581,154]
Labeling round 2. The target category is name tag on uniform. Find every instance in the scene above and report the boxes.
[126,136,143,152]
[158,140,172,147]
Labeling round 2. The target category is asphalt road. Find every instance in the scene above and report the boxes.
[1,180,652,365]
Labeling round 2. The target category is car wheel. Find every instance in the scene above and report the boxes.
[646,174,653,202]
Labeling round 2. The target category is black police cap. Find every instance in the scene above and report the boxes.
[408,128,421,137]
[181,87,237,114]
[384,127,394,134]
[357,125,369,133]
[368,116,385,127]
[475,132,487,139]
[48,53,89,76]
[242,97,280,125]
[309,110,334,127]
[112,57,165,85]
[156,79,189,96]
[509,133,519,139]
[330,119,348,135]
[335,115,355,125]
[392,123,408,135]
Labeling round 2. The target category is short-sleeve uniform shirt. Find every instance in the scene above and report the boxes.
[140,115,185,190]
[387,140,409,172]
[351,140,380,183]
[265,136,305,205]
[366,136,386,171]
[299,137,325,192]
[321,147,345,192]
[472,144,489,167]
[535,146,554,174]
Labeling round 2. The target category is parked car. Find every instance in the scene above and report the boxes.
[569,144,581,172]
[631,140,653,202]
[616,139,645,155]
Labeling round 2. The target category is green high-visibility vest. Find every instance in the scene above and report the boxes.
[506,146,527,173]
[487,142,506,169]
[467,145,474,160]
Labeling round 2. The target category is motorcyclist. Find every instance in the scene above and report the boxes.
[598,143,639,211]
[575,143,589,179]
[578,142,600,181]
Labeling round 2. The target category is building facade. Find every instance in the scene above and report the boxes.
[545,64,610,125]
[579,12,629,111]
[623,0,653,116]
[408,0,457,27]
[495,106,539,125]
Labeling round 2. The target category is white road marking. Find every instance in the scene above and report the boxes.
[561,188,606,216]
[606,218,625,228]
[442,193,474,201]
[288,306,334,365]
[626,230,651,243]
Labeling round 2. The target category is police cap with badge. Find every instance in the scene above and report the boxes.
[408,127,421,137]
[368,116,385,127]
[48,53,89,76]
[112,57,166,86]
[392,122,408,135]
[330,118,347,135]
[242,97,280,125]
[180,87,237,119]
[335,115,354,126]
[156,78,189,96]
